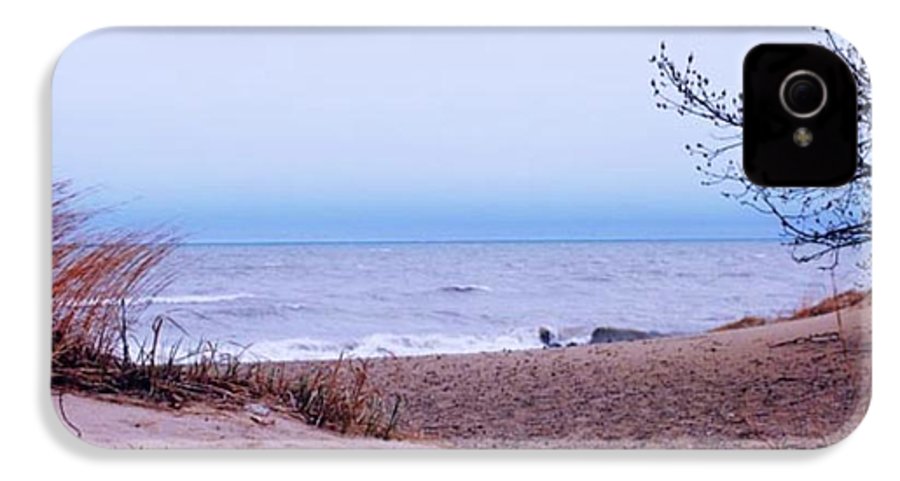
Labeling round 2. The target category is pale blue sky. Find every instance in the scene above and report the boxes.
[53,28,817,242]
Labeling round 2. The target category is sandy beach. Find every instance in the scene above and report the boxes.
[55,298,870,449]
[53,393,424,449]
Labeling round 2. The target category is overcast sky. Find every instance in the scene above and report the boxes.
[53,28,818,242]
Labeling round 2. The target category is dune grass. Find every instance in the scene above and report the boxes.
[51,180,177,369]
[710,289,869,333]
[51,181,404,439]
[788,290,868,320]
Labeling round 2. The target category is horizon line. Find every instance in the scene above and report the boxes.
[177,236,783,246]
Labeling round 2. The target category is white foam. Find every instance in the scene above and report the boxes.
[143,293,257,305]
[239,329,543,361]
[69,292,257,308]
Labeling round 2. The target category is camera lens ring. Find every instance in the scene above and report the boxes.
[779,70,828,119]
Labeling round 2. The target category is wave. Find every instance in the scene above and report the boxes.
[145,323,671,364]
[237,330,541,362]
[144,293,256,304]
[243,324,665,362]
[143,293,257,305]
[438,284,493,293]
[68,292,257,308]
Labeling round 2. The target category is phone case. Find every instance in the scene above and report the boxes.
[51,27,871,449]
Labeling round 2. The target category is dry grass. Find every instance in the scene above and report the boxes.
[51,180,404,439]
[53,331,404,438]
[787,290,868,320]
[52,180,177,369]
[710,290,869,333]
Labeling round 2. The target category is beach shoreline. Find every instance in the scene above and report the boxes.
[54,297,871,449]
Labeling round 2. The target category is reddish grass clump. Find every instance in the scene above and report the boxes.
[51,180,177,369]
[710,290,870,333]
[51,180,405,439]
[787,290,868,320]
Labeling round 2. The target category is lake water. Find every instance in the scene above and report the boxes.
[137,240,864,361]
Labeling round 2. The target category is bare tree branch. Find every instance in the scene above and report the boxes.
[650,30,871,269]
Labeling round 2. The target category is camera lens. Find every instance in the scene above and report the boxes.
[780,70,827,118]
